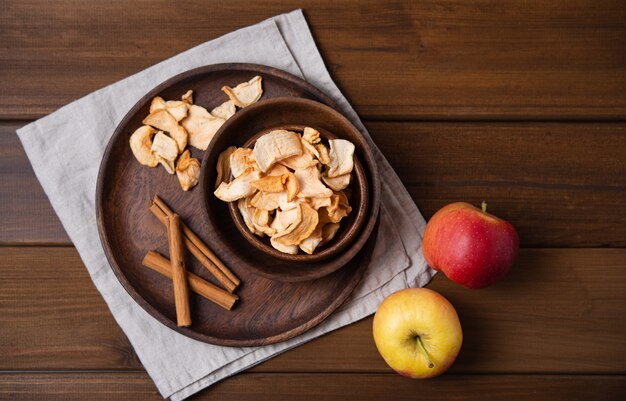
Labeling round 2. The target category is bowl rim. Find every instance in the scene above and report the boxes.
[200,97,381,281]
[226,124,369,263]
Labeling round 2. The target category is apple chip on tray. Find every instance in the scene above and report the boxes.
[214,128,355,255]
[128,76,264,191]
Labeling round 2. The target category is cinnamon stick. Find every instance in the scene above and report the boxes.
[142,251,238,310]
[167,214,191,327]
[154,195,241,287]
[149,202,238,293]
[151,195,240,290]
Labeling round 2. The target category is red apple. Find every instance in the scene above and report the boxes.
[422,202,519,289]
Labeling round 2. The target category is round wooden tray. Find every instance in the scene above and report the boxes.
[96,64,379,346]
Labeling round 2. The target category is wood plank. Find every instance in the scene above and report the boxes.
[1,0,625,120]
[0,123,70,244]
[370,121,626,247]
[0,372,624,401]
[2,122,624,246]
[0,247,140,370]
[1,247,624,374]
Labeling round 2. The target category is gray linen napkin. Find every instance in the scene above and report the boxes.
[17,10,434,400]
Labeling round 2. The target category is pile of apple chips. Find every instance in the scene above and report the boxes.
[129,76,263,191]
[214,128,355,255]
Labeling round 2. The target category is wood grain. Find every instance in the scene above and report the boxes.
[0,373,624,401]
[370,121,626,247]
[3,122,625,246]
[0,247,140,369]
[2,247,624,374]
[1,0,625,120]
[0,122,69,244]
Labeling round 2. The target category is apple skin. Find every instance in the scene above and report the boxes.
[423,202,519,289]
[373,288,462,379]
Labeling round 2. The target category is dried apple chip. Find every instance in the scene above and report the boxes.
[151,131,179,162]
[279,138,318,170]
[283,172,299,202]
[269,207,302,252]
[211,100,236,120]
[322,173,351,191]
[149,96,167,112]
[251,208,276,236]
[156,155,175,174]
[181,105,225,150]
[249,190,281,211]
[214,170,261,202]
[295,166,332,198]
[270,237,299,255]
[279,194,300,211]
[280,157,317,171]
[270,213,285,232]
[237,198,262,236]
[175,150,201,191]
[315,143,331,165]
[302,127,321,144]
[163,101,189,122]
[230,147,259,178]
[143,109,188,153]
[327,139,355,177]
[336,190,351,208]
[280,153,317,170]
[266,164,290,177]
[321,222,341,245]
[221,76,263,108]
[251,175,285,193]
[301,139,320,159]
[150,96,189,122]
[151,132,179,175]
[273,203,319,246]
[253,130,302,172]
[326,191,352,223]
[181,90,193,104]
[306,196,332,210]
[317,207,332,225]
[299,224,323,255]
[250,190,298,212]
[273,207,302,232]
[129,125,158,167]
[215,146,237,189]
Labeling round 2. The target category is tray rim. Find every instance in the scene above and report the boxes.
[95,63,377,346]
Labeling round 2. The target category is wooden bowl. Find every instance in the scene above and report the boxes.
[226,124,369,263]
[200,97,380,281]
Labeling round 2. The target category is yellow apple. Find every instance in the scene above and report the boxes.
[373,288,462,378]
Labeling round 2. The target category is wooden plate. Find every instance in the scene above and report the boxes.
[96,64,379,346]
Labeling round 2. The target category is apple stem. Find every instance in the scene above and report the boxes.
[482,201,488,214]
[416,336,435,369]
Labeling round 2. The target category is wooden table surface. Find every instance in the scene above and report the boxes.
[1,1,625,400]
